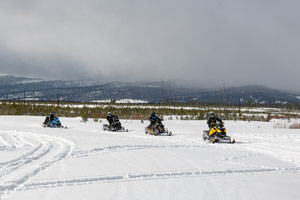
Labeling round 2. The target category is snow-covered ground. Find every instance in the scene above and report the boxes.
[0,116,300,200]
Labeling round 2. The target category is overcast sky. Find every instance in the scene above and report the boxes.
[0,0,299,90]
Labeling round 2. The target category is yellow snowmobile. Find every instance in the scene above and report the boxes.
[203,122,235,143]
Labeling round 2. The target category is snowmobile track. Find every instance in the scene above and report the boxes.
[0,130,74,199]
[70,144,204,158]
[19,166,300,191]
[226,133,300,166]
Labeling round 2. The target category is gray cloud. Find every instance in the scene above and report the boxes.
[0,0,299,91]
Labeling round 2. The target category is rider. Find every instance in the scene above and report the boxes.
[49,112,56,122]
[44,111,56,125]
[48,112,62,128]
[106,112,119,129]
[207,112,223,138]
[149,112,162,128]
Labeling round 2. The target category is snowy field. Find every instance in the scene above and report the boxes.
[0,116,300,200]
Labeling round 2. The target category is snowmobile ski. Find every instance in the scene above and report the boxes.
[102,124,128,132]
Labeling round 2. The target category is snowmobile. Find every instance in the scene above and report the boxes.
[42,116,66,128]
[203,122,235,143]
[103,117,128,132]
[145,121,172,136]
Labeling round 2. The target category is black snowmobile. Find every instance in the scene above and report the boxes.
[145,121,172,136]
[203,122,235,143]
[103,117,128,132]
[42,116,66,128]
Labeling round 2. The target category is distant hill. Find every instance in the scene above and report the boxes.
[0,75,299,104]
[0,75,43,85]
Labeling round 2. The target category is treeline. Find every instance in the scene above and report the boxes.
[0,101,299,122]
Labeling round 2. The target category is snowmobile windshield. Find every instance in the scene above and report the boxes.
[216,122,224,128]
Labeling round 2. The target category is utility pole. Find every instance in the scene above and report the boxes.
[161,77,164,105]
[32,83,35,99]
[23,89,26,105]
[229,90,233,106]
[168,82,171,106]
[5,84,8,101]
[57,88,59,107]
[218,86,221,112]
[222,82,226,105]
[239,98,241,119]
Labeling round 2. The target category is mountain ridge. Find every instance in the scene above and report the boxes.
[0,75,299,104]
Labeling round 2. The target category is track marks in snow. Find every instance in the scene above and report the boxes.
[17,132,300,192]
[0,130,74,199]
[19,166,300,191]
[0,143,44,176]
[2,119,300,197]
[0,134,15,150]
[71,144,203,158]
[230,133,300,166]
[213,152,263,168]
[0,131,35,151]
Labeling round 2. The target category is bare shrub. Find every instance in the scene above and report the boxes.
[130,113,146,120]
[289,123,300,129]
[93,118,99,122]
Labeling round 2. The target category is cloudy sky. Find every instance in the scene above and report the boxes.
[0,0,299,90]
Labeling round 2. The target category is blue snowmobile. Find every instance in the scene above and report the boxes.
[43,115,66,128]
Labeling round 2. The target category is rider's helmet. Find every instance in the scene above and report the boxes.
[50,111,55,118]
[107,112,111,116]
[209,111,215,118]
[151,112,156,116]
